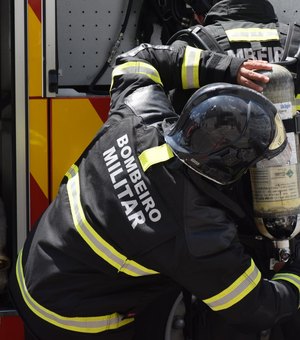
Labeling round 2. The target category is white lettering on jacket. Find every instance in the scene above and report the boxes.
[227,46,284,62]
[103,134,162,229]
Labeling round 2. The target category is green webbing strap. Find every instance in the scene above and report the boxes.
[138,143,175,172]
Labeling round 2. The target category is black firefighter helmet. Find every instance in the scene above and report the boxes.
[164,83,287,185]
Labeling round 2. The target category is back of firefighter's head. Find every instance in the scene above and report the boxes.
[184,0,219,15]
[164,83,287,185]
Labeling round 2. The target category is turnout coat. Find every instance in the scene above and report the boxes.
[9,43,300,339]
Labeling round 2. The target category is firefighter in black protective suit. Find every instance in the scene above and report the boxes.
[8,43,300,340]
[171,0,300,113]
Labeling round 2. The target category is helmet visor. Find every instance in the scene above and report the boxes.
[166,93,286,185]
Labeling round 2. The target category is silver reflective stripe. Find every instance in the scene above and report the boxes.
[273,272,300,292]
[16,250,134,333]
[182,46,201,89]
[66,164,158,277]
[112,61,162,86]
[203,259,261,311]
[225,28,280,42]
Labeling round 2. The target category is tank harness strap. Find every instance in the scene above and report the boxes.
[277,22,300,97]
[191,25,225,53]
[283,113,300,134]
[204,24,230,52]
[278,22,300,58]
[279,22,296,61]
[167,24,226,53]
[187,169,245,219]
[250,41,263,52]
[277,22,289,56]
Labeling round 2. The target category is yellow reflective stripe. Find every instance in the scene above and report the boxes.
[203,259,261,311]
[296,94,300,111]
[182,46,201,89]
[112,61,162,86]
[225,28,280,42]
[16,250,134,333]
[66,164,158,277]
[273,273,300,292]
[138,144,175,172]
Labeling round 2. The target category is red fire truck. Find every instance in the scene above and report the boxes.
[0,1,299,339]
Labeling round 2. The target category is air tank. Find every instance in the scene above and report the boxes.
[250,64,300,262]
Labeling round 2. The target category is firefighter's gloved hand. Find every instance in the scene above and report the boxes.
[280,238,300,276]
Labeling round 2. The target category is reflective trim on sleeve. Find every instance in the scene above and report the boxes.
[138,143,175,172]
[203,259,261,311]
[182,46,201,89]
[225,28,280,42]
[16,250,134,333]
[66,164,158,277]
[273,272,300,292]
[112,61,162,86]
[296,94,300,111]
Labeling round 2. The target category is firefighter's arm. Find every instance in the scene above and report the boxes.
[113,42,245,92]
[170,39,272,91]
[113,43,271,94]
[164,180,300,331]
[176,221,300,332]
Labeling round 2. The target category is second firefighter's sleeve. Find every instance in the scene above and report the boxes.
[111,43,244,98]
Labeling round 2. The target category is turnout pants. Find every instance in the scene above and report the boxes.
[8,266,179,340]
